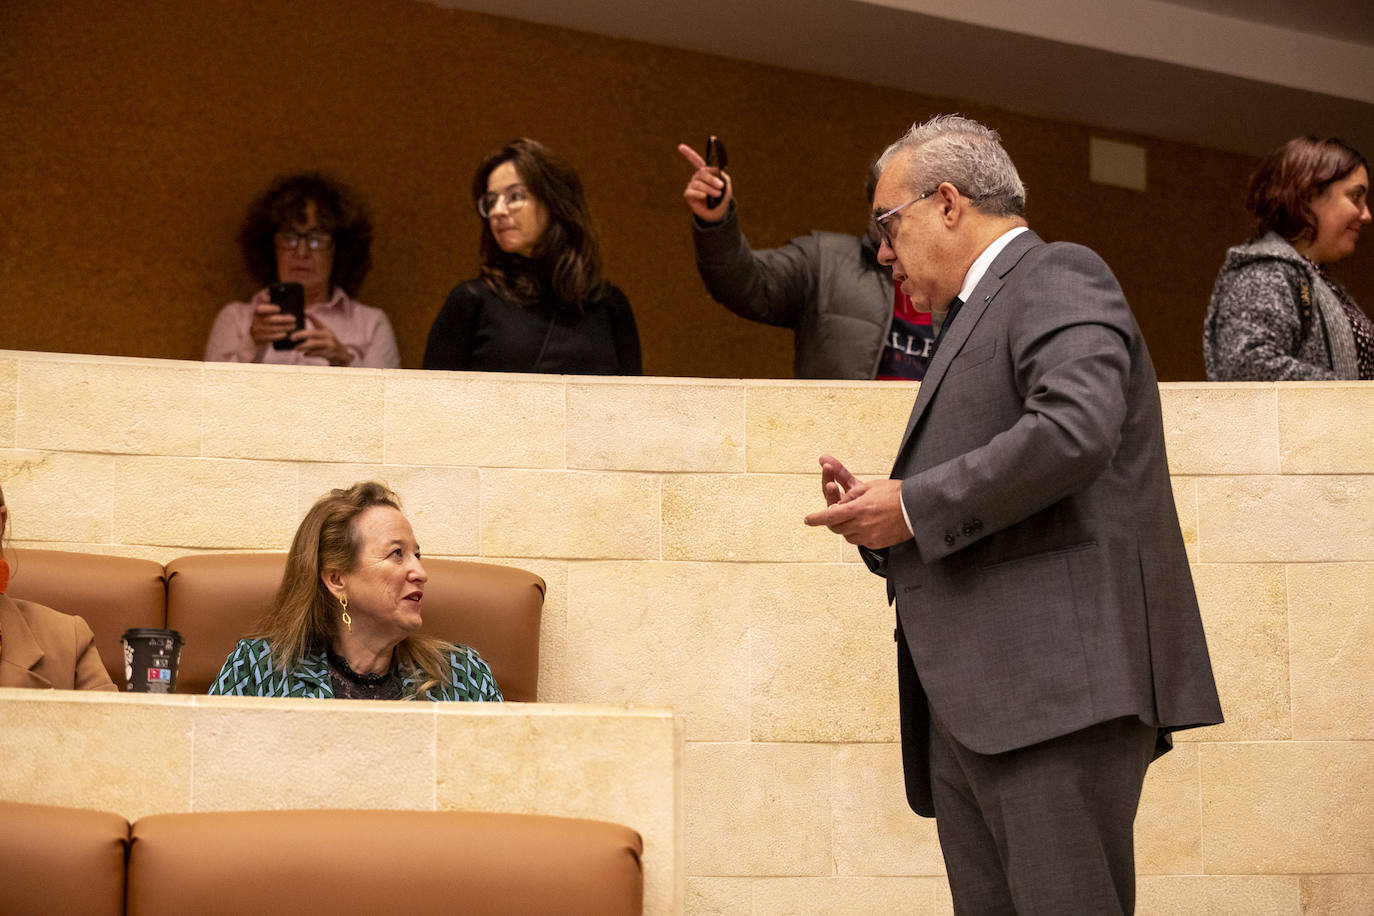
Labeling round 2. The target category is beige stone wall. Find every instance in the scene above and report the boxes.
[2,349,1371,915]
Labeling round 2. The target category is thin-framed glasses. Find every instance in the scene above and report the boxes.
[274,231,334,252]
[872,187,938,246]
[477,185,532,218]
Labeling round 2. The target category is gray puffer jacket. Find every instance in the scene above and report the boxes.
[691,205,894,379]
[1204,232,1361,380]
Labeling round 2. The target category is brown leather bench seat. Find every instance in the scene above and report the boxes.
[1,800,644,915]
[6,549,544,700]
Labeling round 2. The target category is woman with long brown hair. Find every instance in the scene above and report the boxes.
[208,481,500,700]
[423,138,641,374]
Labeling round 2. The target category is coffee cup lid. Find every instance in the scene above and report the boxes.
[122,627,184,644]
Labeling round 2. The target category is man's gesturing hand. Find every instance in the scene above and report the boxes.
[804,455,912,549]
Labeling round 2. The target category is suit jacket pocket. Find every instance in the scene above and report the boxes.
[960,546,1095,732]
[981,540,1098,570]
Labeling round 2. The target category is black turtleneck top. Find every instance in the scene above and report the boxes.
[423,278,642,375]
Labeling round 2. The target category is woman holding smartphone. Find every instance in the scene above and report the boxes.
[423,139,641,375]
[205,172,401,368]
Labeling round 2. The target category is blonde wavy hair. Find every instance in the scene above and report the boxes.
[256,481,451,696]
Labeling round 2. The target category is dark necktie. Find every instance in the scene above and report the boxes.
[930,296,963,356]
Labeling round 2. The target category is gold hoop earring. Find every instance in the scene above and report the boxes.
[340,595,351,633]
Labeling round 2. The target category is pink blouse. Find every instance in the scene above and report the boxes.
[204,287,401,368]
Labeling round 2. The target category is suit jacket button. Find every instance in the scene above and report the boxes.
[944,532,956,546]
[962,524,975,536]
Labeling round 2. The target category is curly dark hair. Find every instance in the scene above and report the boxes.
[1247,136,1367,244]
[471,138,605,311]
[237,172,373,297]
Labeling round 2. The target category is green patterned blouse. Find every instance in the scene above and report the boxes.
[207,637,502,701]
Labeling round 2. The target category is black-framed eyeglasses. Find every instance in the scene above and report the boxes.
[872,188,938,246]
[274,231,334,252]
[477,185,532,218]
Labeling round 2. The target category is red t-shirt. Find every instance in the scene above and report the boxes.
[875,286,935,380]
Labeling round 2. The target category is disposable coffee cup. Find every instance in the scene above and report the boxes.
[122,628,184,693]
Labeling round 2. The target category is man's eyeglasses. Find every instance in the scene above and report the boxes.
[477,186,532,218]
[872,188,938,246]
[275,231,334,252]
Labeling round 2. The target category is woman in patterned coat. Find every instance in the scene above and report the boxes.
[1205,136,1371,380]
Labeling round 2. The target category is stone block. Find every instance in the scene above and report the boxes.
[0,691,192,821]
[16,357,202,456]
[562,561,750,741]
[1200,742,1374,873]
[435,706,676,821]
[0,356,16,448]
[9,541,225,563]
[567,378,746,472]
[1136,876,1299,915]
[192,697,436,810]
[832,744,944,875]
[685,742,831,876]
[1173,476,1198,564]
[685,877,753,916]
[745,380,915,476]
[95,543,208,563]
[0,450,115,542]
[295,463,481,557]
[1288,563,1374,740]
[934,882,954,915]
[1278,383,1374,474]
[1159,384,1278,475]
[203,364,385,463]
[481,469,660,559]
[436,706,678,916]
[1196,476,1374,562]
[1136,744,1203,874]
[1299,875,1374,916]
[383,373,565,468]
[1190,564,1290,741]
[113,456,299,548]
[750,564,898,742]
[662,473,840,562]
[751,877,946,915]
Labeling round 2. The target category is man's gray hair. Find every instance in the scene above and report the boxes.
[876,114,1026,218]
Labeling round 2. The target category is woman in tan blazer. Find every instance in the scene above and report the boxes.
[0,484,115,690]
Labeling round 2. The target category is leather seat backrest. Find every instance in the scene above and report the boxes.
[0,799,130,916]
[127,809,642,916]
[165,554,544,700]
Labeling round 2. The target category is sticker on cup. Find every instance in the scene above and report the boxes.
[122,628,184,693]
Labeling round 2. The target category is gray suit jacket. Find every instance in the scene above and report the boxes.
[866,231,1222,816]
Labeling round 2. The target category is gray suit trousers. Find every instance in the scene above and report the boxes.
[928,706,1156,915]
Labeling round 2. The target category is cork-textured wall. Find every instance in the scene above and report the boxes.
[1,349,1371,914]
[5,0,1369,380]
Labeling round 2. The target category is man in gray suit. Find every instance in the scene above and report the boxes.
[805,115,1222,915]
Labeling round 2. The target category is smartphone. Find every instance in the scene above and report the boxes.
[704,135,728,208]
[269,281,306,351]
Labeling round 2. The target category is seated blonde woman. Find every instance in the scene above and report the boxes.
[0,483,116,691]
[209,481,500,700]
